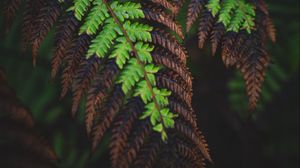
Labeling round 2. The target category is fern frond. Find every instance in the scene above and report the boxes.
[206,0,256,33]
[210,23,225,55]
[85,61,119,136]
[187,0,206,32]
[51,12,79,79]
[143,6,185,39]
[186,0,275,110]
[21,0,45,49]
[152,29,188,65]
[4,0,211,167]
[31,0,62,65]
[2,0,23,31]
[71,56,101,115]
[132,139,162,168]
[150,0,179,16]
[236,33,270,111]
[0,69,58,168]
[91,86,125,151]
[60,35,90,99]
[109,98,144,168]
[70,0,93,21]
[198,10,215,48]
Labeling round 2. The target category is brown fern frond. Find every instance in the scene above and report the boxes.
[110,99,145,168]
[2,0,23,31]
[152,29,188,64]
[175,141,206,168]
[156,73,192,107]
[187,0,206,32]
[116,121,153,168]
[210,23,225,56]
[51,12,80,79]
[174,119,212,162]
[256,0,276,43]
[168,97,198,129]
[86,61,120,136]
[236,33,270,111]
[31,0,62,66]
[186,0,276,110]
[152,49,193,92]
[71,56,101,115]
[21,0,47,50]
[0,69,57,167]
[0,121,57,161]
[150,0,179,15]
[0,101,34,128]
[198,10,215,48]
[264,17,276,43]
[60,35,91,99]
[143,6,185,39]
[170,0,186,16]
[232,7,272,111]
[91,86,125,151]
[132,139,162,168]
[221,32,239,67]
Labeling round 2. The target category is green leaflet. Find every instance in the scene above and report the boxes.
[69,0,94,21]
[207,0,256,33]
[70,0,177,141]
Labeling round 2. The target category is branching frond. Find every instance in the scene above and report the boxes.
[4,0,211,167]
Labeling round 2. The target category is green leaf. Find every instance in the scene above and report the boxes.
[207,0,256,33]
[134,80,152,104]
[111,1,145,22]
[153,124,163,132]
[80,1,109,35]
[207,0,221,17]
[135,42,154,63]
[117,58,144,94]
[87,19,119,58]
[71,0,94,21]
[109,37,132,69]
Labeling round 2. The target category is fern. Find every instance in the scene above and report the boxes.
[71,0,177,141]
[206,0,256,33]
[229,60,288,115]
[186,0,276,110]
[0,69,58,168]
[3,0,211,167]
[2,0,22,31]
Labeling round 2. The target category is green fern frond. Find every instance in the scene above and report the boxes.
[70,0,93,21]
[206,0,221,17]
[70,0,176,141]
[207,0,256,33]
[79,1,109,35]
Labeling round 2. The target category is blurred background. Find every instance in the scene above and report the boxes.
[0,0,299,168]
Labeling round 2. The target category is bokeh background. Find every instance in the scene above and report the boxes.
[0,0,299,167]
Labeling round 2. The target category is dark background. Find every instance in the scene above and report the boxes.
[0,0,299,168]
